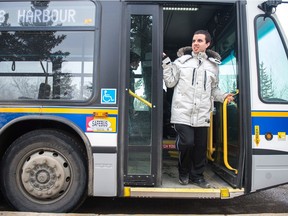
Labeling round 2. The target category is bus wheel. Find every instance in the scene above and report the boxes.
[0,129,87,213]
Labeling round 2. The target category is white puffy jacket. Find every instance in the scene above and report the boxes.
[162,50,227,127]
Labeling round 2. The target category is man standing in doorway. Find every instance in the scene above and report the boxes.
[162,30,234,188]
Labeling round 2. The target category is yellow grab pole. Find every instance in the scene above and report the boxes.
[223,97,238,174]
[128,89,152,108]
[207,112,215,161]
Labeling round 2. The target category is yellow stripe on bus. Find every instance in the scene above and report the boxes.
[130,187,219,193]
[41,108,118,114]
[251,111,288,117]
[0,107,118,115]
[0,108,42,113]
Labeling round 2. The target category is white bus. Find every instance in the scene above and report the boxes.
[0,0,287,212]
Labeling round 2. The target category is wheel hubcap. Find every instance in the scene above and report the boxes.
[21,151,71,200]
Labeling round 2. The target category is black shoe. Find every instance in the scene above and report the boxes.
[179,174,189,185]
[190,178,211,188]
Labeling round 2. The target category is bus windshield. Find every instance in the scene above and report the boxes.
[255,3,288,102]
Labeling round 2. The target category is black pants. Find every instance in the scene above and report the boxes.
[174,124,208,180]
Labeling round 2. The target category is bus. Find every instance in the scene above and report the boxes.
[0,0,287,213]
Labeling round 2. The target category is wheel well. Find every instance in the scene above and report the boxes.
[0,119,92,193]
[1,119,77,155]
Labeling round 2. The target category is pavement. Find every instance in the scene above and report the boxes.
[0,213,288,216]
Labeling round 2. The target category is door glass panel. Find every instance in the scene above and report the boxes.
[128,15,153,175]
[216,50,239,168]
[210,13,240,186]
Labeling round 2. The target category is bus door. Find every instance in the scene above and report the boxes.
[207,1,248,189]
[123,4,162,186]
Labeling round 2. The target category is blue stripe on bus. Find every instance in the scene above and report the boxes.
[0,112,118,132]
[252,116,288,134]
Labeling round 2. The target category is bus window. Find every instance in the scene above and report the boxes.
[0,31,94,101]
[255,16,288,102]
[0,0,96,101]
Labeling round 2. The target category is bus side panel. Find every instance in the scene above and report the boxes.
[93,153,117,196]
[92,0,123,196]
[251,114,288,190]
[247,0,288,191]
[252,155,288,190]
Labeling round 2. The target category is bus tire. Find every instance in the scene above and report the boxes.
[0,129,87,213]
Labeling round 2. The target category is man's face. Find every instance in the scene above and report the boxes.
[192,34,210,54]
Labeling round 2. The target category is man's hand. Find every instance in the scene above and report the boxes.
[162,52,171,66]
[225,93,234,103]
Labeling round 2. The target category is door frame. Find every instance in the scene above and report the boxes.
[119,3,163,189]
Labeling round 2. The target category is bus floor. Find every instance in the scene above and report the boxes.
[162,154,232,189]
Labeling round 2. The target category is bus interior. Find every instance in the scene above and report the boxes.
[162,2,241,191]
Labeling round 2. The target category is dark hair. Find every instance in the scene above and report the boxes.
[130,52,140,62]
[194,30,211,44]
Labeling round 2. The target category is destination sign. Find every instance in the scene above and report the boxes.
[0,1,96,27]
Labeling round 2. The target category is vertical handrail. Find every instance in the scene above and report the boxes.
[223,97,238,174]
[207,112,215,161]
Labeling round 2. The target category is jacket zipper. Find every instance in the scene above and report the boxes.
[192,68,195,85]
[204,70,207,91]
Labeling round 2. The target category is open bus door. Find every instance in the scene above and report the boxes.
[209,0,248,189]
[123,4,162,186]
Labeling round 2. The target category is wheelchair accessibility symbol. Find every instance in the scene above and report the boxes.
[101,88,117,104]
